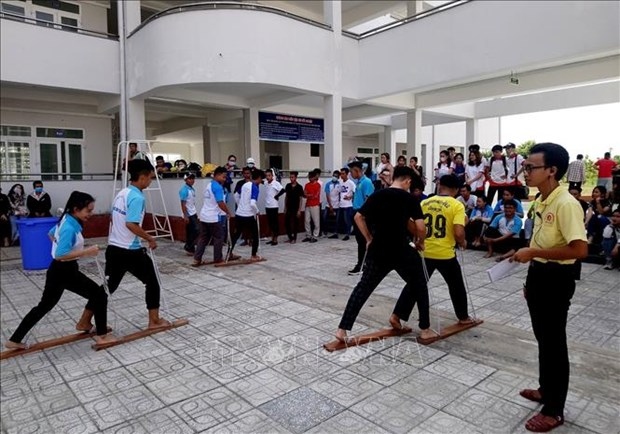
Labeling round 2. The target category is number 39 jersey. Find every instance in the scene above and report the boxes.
[421,195,466,260]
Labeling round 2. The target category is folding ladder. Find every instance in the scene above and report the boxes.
[112,140,174,241]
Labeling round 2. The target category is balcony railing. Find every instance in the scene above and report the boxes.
[0,173,115,182]
[0,11,118,40]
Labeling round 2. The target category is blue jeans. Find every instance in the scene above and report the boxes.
[602,238,618,260]
[338,207,354,236]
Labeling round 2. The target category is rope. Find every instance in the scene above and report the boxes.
[224,217,233,263]
[148,248,171,320]
[457,248,478,320]
[95,255,118,331]
[419,250,440,335]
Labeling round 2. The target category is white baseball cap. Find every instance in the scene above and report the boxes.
[246,157,255,164]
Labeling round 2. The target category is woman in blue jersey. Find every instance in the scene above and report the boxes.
[5,191,116,349]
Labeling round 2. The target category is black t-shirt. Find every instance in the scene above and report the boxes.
[359,187,423,259]
[283,183,304,211]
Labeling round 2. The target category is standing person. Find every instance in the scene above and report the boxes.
[510,143,588,433]
[506,143,526,199]
[275,171,305,243]
[27,180,52,217]
[465,150,486,197]
[453,153,466,185]
[0,188,12,247]
[594,152,618,191]
[446,146,456,160]
[485,144,509,205]
[7,184,27,244]
[457,184,477,216]
[566,154,585,191]
[223,154,238,193]
[348,161,375,275]
[410,156,424,182]
[375,153,394,189]
[82,159,169,330]
[246,157,257,170]
[334,166,433,342]
[396,155,407,167]
[420,175,476,325]
[5,192,116,349]
[434,150,453,194]
[179,173,199,255]
[324,170,341,239]
[264,169,283,245]
[234,167,252,203]
[228,170,265,262]
[338,168,356,241]
[193,167,234,266]
[302,171,321,243]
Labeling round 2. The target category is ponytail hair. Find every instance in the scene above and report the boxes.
[60,191,95,226]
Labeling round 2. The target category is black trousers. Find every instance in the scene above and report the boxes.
[184,214,199,252]
[568,181,582,191]
[86,245,160,311]
[352,214,366,268]
[339,249,430,330]
[11,260,108,342]
[486,185,506,205]
[194,221,225,262]
[231,215,258,256]
[266,208,279,238]
[465,220,486,243]
[424,257,469,321]
[525,261,576,418]
[285,209,299,241]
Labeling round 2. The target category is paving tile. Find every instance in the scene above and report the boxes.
[205,408,291,433]
[347,352,420,386]
[5,417,53,434]
[226,368,301,406]
[423,354,496,387]
[306,410,391,434]
[475,370,541,409]
[102,408,194,434]
[68,367,141,404]
[380,338,447,367]
[46,406,99,434]
[410,411,483,434]
[309,370,385,407]
[145,366,220,405]
[259,387,345,433]
[350,388,436,434]
[392,369,469,410]
[1,394,43,431]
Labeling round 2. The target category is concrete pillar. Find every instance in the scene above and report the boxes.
[406,1,425,16]
[406,109,423,160]
[465,118,478,147]
[243,108,260,168]
[378,126,397,161]
[323,0,341,30]
[323,0,343,173]
[203,124,219,163]
[123,0,142,34]
[127,98,146,140]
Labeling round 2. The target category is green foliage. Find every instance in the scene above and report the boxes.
[582,156,599,189]
[516,140,536,158]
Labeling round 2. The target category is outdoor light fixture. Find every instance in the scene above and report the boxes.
[510,71,519,85]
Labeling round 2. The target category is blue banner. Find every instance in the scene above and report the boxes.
[259,112,324,143]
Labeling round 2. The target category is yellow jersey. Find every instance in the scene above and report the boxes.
[421,195,466,260]
[530,187,587,264]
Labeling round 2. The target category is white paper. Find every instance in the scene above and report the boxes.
[486,259,527,282]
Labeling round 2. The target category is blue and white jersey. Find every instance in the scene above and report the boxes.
[179,183,197,217]
[490,214,523,238]
[200,180,226,223]
[109,185,145,250]
[236,182,259,217]
[324,181,341,209]
[48,214,84,260]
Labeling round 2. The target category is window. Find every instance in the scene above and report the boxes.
[36,127,83,139]
[32,0,79,15]
[1,125,31,137]
[0,141,31,175]
[310,143,320,157]
[357,147,373,154]
[60,15,77,31]
[0,2,26,16]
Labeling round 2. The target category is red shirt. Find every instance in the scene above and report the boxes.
[596,159,617,178]
[304,181,321,207]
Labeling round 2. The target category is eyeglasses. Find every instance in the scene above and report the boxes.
[523,165,547,174]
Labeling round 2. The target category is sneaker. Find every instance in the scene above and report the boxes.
[342,236,350,241]
[301,237,312,243]
[348,265,361,275]
[328,234,338,239]
[309,238,318,243]
[604,260,614,270]
[265,241,273,245]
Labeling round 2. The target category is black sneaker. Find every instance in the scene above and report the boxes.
[348,265,361,275]
[342,236,350,241]
[309,238,318,243]
[328,234,338,239]
[301,237,312,242]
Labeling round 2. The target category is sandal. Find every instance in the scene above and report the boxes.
[520,389,543,403]
[525,413,563,432]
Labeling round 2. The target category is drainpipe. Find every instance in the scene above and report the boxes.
[117,0,127,143]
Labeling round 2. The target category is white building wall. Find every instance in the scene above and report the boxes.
[288,143,320,172]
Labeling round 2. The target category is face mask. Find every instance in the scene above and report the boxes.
[332,176,339,183]
[248,163,255,168]
[440,157,447,162]
[35,187,43,194]
[228,160,236,166]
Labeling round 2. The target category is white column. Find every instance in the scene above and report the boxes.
[406,1,425,16]
[323,0,343,172]
[465,118,478,146]
[380,126,397,161]
[406,109,423,159]
[127,98,146,140]
[243,108,260,168]
[124,0,142,34]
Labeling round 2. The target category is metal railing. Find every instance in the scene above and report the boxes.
[0,11,119,40]
[0,173,115,182]
[130,1,331,38]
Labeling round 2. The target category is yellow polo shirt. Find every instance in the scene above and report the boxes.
[421,196,466,260]
[530,187,587,264]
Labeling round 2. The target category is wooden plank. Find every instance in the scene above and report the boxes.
[1,330,96,361]
[323,327,412,352]
[92,318,189,351]
[417,319,484,346]
[214,258,267,267]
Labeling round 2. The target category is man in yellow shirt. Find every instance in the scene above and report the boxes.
[511,143,588,433]
[420,174,476,325]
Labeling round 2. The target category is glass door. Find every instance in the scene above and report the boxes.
[67,142,83,179]
[39,141,60,180]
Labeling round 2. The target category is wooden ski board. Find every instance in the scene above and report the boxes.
[1,330,96,360]
[417,319,484,345]
[323,327,412,352]
[214,258,267,267]
[92,319,190,350]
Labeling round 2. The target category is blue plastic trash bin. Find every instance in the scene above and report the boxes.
[16,217,59,271]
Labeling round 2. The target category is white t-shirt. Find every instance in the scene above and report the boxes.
[435,162,453,180]
[325,181,341,209]
[507,154,525,184]
[236,182,260,217]
[264,180,283,209]
[199,181,226,223]
[109,185,145,250]
[339,180,356,208]
[465,163,485,191]
[457,195,477,212]
[487,158,509,185]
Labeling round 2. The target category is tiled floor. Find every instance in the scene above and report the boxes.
[1,238,618,433]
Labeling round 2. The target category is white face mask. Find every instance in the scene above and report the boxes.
[228,160,236,166]
[248,163,255,168]
[332,176,339,182]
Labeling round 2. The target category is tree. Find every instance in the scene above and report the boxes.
[516,140,536,158]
